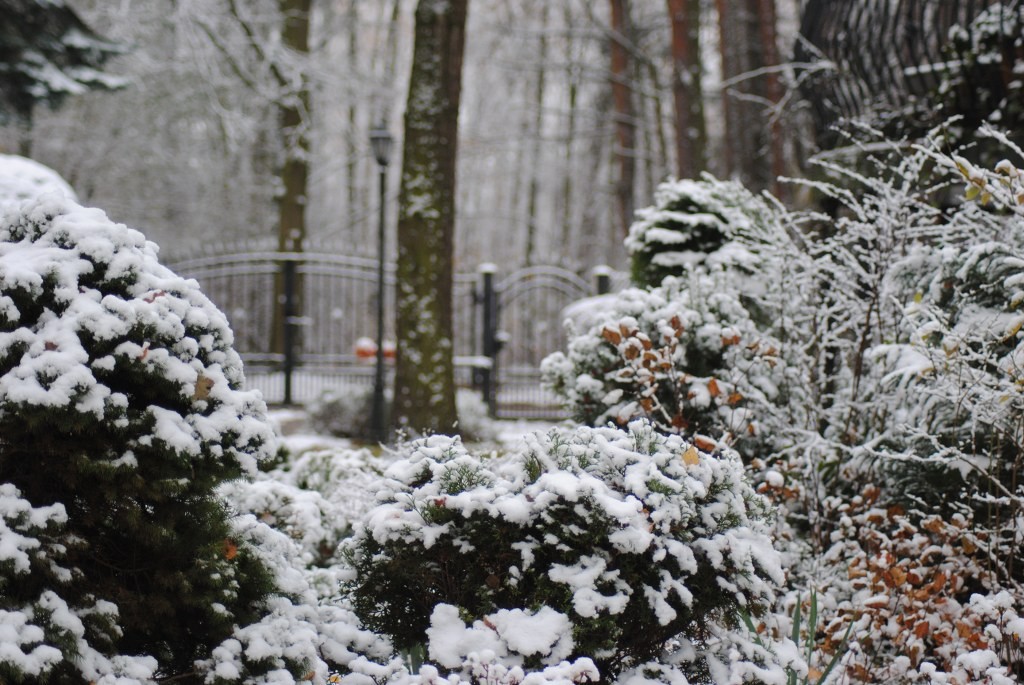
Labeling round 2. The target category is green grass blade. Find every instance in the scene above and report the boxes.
[789,597,801,685]
[740,610,766,649]
[817,619,855,684]
[807,590,818,668]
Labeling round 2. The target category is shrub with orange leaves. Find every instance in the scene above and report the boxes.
[808,484,1024,683]
[541,275,789,457]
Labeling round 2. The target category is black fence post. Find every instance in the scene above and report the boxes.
[282,258,297,405]
[479,264,498,416]
[593,265,612,295]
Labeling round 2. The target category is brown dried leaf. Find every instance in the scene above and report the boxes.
[193,374,214,401]
[682,445,700,466]
[693,435,716,452]
[602,327,622,345]
[864,596,889,609]
[883,567,907,588]
[707,378,721,397]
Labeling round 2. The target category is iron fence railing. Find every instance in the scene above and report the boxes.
[795,0,1024,145]
[169,250,615,418]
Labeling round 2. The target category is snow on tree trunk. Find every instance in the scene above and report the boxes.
[391,0,467,436]
[271,0,311,356]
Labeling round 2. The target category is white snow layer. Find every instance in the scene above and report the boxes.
[0,154,77,211]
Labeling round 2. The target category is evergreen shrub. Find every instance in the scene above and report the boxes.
[624,175,775,289]
[541,276,787,455]
[343,421,791,683]
[0,196,367,683]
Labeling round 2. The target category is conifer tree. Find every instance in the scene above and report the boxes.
[0,194,304,682]
[0,0,124,123]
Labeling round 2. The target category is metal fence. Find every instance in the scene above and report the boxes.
[795,0,1024,145]
[168,250,613,419]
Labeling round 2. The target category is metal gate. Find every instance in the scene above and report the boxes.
[479,265,602,419]
[167,251,613,419]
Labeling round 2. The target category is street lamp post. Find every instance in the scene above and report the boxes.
[369,124,394,444]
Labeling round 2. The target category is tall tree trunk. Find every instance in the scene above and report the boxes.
[524,0,548,266]
[667,0,706,179]
[609,0,636,238]
[345,0,359,229]
[645,59,671,187]
[17,107,32,157]
[392,0,468,435]
[715,0,739,180]
[560,1,579,266]
[715,0,777,191]
[272,0,311,356]
[756,0,784,196]
[277,0,311,253]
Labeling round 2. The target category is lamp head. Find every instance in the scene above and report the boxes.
[369,125,394,167]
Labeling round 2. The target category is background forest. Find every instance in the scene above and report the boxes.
[0,0,801,272]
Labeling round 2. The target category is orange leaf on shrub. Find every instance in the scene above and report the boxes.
[693,435,716,452]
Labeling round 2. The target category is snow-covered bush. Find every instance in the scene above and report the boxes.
[0,196,377,683]
[811,486,1023,684]
[0,154,78,211]
[541,275,788,457]
[343,421,798,683]
[624,175,776,288]
[768,130,1024,682]
[941,5,1024,148]
[272,442,384,534]
[548,127,1024,683]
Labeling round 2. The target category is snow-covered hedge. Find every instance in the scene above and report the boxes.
[624,175,776,288]
[343,421,799,683]
[0,196,383,683]
[541,275,787,456]
[545,128,1024,682]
